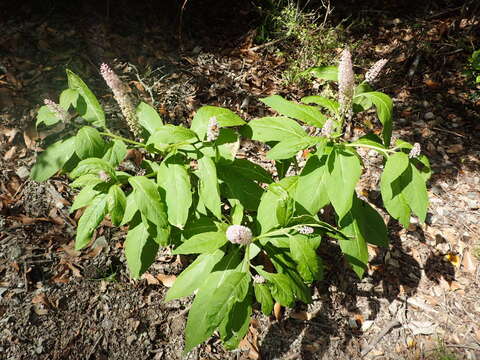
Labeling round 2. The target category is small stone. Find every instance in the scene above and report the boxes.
[424,112,434,120]
[15,166,30,179]
[431,185,442,195]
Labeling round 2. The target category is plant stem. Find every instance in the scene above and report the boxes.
[343,143,395,157]
[100,131,146,148]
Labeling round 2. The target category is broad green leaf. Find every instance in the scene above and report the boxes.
[70,185,102,213]
[120,194,138,226]
[199,128,240,162]
[219,289,252,350]
[254,283,274,315]
[70,174,102,189]
[256,269,295,307]
[36,106,61,127]
[173,231,227,254]
[184,270,247,353]
[165,249,224,301]
[247,117,307,142]
[257,179,295,234]
[266,137,315,160]
[191,106,246,140]
[301,95,339,114]
[136,102,163,135]
[197,156,222,220]
[102,139,127,167]
[157,158,192,229]
[402,162,429,223]
[70,158,116,180]
[289,234,323,283]
[275,159,292,179]
[75,194,108,250]
[107,184,126,226]
[66,69,105,127]
[183,216,218,239]
[31,137,76,182]
[325,147,362,219]
[59,88,79,111]
[218,166,263,211]
[124,214,159,278]
[228,159,273,184]
[128,176,168,228]
[75,126,105,159]
[301,65,338,81]
[355,92,393,146]
[342,195,388,248]
[294,154,329,215]
[147,125,197,150]
[350,133,387,156]
[260,95,326,127]
[380,152,411,227]
[229,199,244,225]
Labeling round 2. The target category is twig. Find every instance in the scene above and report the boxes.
[247,37,288,52]
[432,127,465,138]
[446,344,480,351]
[361,320,402,357]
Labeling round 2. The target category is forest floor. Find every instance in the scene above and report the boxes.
[1,1,480,359]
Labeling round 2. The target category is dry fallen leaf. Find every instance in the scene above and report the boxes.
[274,302,282,321]
[142,273,160,285]
[461,249,477,273]
[156,273,176,287]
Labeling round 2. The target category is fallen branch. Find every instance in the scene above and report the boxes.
[361,319,402,357]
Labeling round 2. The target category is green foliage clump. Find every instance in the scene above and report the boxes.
[32,51,430,354]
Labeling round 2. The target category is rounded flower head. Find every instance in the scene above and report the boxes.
[226,225,253,245]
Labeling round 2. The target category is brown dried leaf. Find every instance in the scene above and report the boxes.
[461,249,476,274]
[156,274,176,287]
[142,273,160,285]
[273,302,282,321]
[3,146,17,160]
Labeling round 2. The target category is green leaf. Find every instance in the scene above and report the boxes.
[124,214,159,278]
[350,133,387,156]
[266,137,315,160]
[70,158,116,180]
[102,139,127,167]
[128,176,169,228]
[301,65,338,81]
[165,249,225,301]
[325,146,362,219]
[184,270,247,353]
[136,102,163,135]
[219,290,252,350]
[173,231,228,254]
[75,126,105,159]
[294,154,329,215]
[247,117,307,142]
[197,156,222,220]
[107,184,126,226]
[70,174,102,189]
[157,158,192,229]
[75,194,108,250]
[70,185,102,212]
[348,195,388,247]
[59,88,79,111]
[229,199,244,225]
[36,106,61,127]
[218,165,263,211]
[402,162,429,223]
[254,283,274,315]
[289,234,323,283]
[301,95,339,114]
[228,159,273,184]
[260,95,325,127]
[257,179,295,234]
[66,69,105,127]
[354,92,393,146]
[120,193,138,226]
[31,137,76,182]
[147,125,197,150]
[256,269,295,307]
[191,106,246,140]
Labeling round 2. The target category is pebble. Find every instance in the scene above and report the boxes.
[15,166,30,179]
[431,185,442,195]
[424,112,435,120]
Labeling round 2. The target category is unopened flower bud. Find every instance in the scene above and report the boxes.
[338,48,355,112]
[253,275,265,284]
[206,116,220,142]
[298,226,314,235]
[44,99,70,122]
[100,63,140,137]
[226,225,252,245]
[98,170,110,182]
[409,143,421,158]
[321,119,334,137]
[365,59,388,84]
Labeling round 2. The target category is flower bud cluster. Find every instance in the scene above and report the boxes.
[338,49,355,114]
[253,275,265,284]
[321,119,334,137]
[365,59,388,84]
[409,143,421,158]
[206,116,220,142]
[44,99,70,122]
[226,225,252,245]
[100,63,140,137]
[298,226,314,235]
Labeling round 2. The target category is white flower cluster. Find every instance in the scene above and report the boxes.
[44,99,70,122]
[409,142,421,158]
[206,116,220,142]
[321,119,334,137]
[253,275,265,284]
[226,225,253,245]
[338,49,355,113]
[100,63,140,137]
[365,59,388,84]
[298,226,314,235]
